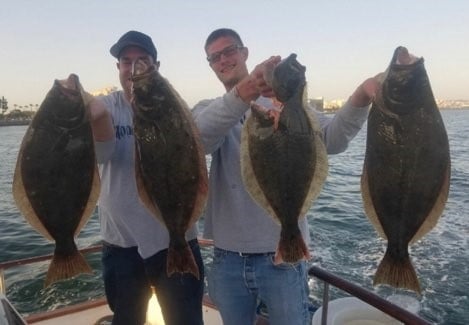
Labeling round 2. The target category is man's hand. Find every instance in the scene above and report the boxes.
[349,75,382,107]
[251,55,281,98]
[235,56,281,103]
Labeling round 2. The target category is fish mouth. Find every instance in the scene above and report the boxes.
[56,74,80,93]
[131,59,155,82]
[54,74,84,106]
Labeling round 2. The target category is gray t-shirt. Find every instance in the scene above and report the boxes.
[95,91,198,259]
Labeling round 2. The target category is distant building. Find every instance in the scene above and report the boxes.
[309,97,324,111]
[91,86,118,96]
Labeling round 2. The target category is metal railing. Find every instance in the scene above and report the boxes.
[1,241,432,325]
[308,266,432,325]
[0,239,215,295]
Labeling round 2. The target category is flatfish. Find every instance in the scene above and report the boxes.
[241,54,328,264]
[131,59,208,279]
[12,74,99,287]
[361,47,450,293]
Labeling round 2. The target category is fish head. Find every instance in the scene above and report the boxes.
[130,58,168,118]
[39,74,86,128]
[381,47,428,115]
[131,58,158,109]
[270,54,306,103]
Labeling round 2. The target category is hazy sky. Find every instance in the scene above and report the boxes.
[1,0,468,109]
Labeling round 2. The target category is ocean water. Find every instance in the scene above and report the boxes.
[0,110,467,324]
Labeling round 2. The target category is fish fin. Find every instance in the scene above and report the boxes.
[411,163,450,244]
[12,139,53,241]
[187,122,209,228]
[75,162,100,237]
[240,118,278,219]
[300,110,329,217]
[44,251,93,287]
[361,165,387,239]
[166,242,200,280]
[275,227,311,264]
[373,249,421,294]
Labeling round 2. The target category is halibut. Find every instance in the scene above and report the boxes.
[361,47,450,293]
[131,59,208,279]
[241,54,328,264]
[12,74,98,287]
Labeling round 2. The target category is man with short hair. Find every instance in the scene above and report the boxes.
[193,28,378,325]
[89,30,204,325]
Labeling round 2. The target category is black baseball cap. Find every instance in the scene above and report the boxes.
[110,31,157,60]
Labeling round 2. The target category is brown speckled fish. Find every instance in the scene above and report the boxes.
[361,47,451,293]
[131,59,208,279]
[241,54,328,264]
[12,74,99,287]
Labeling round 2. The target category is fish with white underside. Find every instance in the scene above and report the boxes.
[361,46,451,294]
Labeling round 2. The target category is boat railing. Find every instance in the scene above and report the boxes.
[309,266,431,325]
[1,241,431,325]
[0,239,214,295]
[0,245,103,295]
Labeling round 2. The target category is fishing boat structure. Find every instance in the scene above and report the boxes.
[0,240,432,325]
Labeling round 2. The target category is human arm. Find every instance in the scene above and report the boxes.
[89,97,114,142]
[88,97,116,163]
[319,76,380,154]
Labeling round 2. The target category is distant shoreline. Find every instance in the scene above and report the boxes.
[0,107,467,125]
[0,120,30,127]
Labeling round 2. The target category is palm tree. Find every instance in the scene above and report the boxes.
[1,97,8,115]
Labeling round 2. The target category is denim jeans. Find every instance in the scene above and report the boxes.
[144,239,205,325]
[208,247,311,325]
[101,243,151,325]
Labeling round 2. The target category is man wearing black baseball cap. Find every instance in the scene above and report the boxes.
[110,30,157,61]
[89,31,205,324]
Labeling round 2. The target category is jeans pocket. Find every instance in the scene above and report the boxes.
[212,248,227,267]
[269,255,303,270]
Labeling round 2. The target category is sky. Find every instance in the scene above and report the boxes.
[1,0,468,110]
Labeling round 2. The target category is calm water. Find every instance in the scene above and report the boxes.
[0,110,467,324]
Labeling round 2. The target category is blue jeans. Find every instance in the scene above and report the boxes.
[102,243,151,325]
[208,247,311,325]
[144,239,205,325]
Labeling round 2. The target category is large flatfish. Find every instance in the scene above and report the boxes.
[12,74,99,287]
[361,47,450,293]
[241,54,328,264]
[131,59,208,279]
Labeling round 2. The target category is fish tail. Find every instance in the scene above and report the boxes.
[166,243,200,280]
[274,228,311,265]
[44,251,92,287]
[373,250,421,294]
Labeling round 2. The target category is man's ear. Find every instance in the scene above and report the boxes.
[241,47,249,61]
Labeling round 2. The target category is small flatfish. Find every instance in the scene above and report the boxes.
[12,74,99,287]
[131,59,208,279]
[361,47,451,293]
[241,54,328,264]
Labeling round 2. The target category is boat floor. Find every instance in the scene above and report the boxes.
[24,295,258,325]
